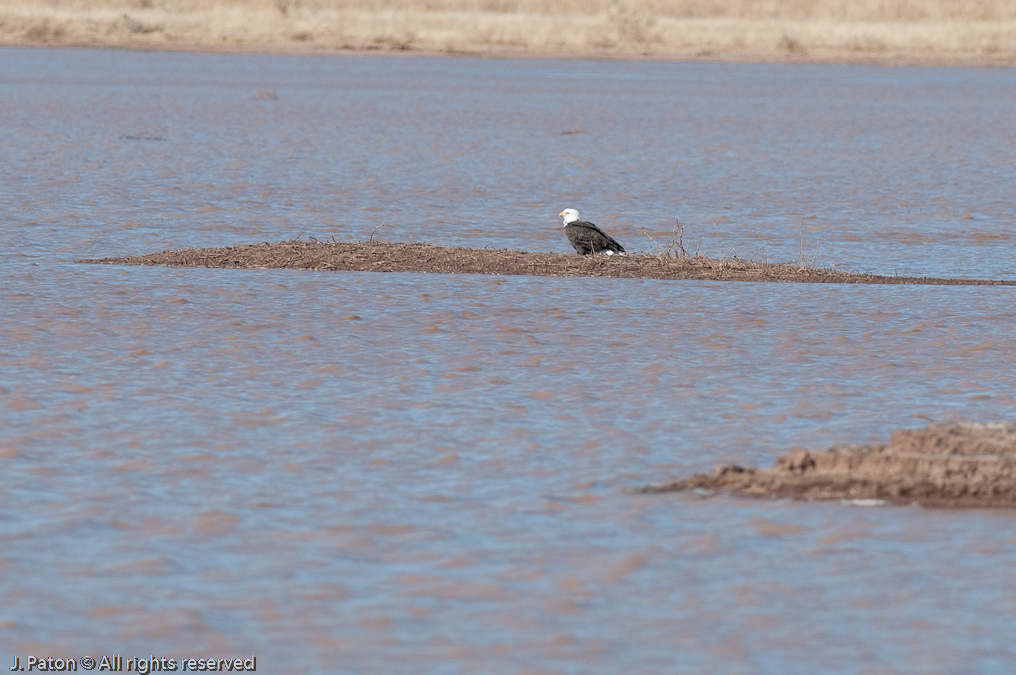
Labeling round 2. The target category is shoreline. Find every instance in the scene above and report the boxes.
[77,240,1016,285]
[638,421,1016,509]
[3,3,1016,68]
[9,40,1016,69]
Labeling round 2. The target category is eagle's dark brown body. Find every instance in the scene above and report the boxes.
[564,220,625,256]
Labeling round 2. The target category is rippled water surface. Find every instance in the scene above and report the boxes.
[3,47,1016,674]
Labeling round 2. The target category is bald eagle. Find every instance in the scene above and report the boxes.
[559,208,625,255]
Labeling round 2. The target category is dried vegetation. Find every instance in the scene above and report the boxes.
[77,239,1016,285]
[2,0,1016,63]
[639,421,1016,509]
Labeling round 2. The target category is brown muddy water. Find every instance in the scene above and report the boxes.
[3,47,1016,673]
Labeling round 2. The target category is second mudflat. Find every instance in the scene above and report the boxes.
[640,421,1016,509]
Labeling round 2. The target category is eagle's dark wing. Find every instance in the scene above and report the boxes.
[565,220,625,255]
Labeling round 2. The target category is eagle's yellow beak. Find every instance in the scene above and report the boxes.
[558,211,565,217]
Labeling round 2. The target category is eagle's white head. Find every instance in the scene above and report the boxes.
[559,208,580,226]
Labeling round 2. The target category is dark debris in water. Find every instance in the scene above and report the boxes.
[253,89,280,100]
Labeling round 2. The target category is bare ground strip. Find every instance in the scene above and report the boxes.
[638,422,1016,508]
[78,241,1016,286]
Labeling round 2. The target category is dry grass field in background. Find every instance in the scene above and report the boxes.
[2,0,1015,63]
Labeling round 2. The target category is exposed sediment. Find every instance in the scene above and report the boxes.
[77,240,1016,285]
[639,422,1016,508]
[3,0,1016,68]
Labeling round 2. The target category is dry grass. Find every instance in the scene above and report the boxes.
[76,239,1016,285]
[2,0,1015,62]
[637,420,1016,509]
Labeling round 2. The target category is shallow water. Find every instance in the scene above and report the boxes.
[3,47,1016,674]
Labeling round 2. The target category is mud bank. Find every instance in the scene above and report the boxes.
[640,422,1016,508]
[78,241,1016,285]
[3,1,1016,67]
